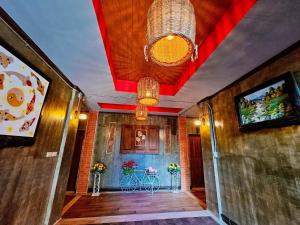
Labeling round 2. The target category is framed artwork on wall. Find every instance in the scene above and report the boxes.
[135,129,147,147]
[106,122,117,154]
[120,125,159,154]
[235,71,300,131]
[0,43,50,148]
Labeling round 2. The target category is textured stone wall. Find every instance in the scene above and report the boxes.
[199,44,300,225]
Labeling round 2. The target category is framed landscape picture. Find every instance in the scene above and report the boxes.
[235,72,300,131]
[0,43,50,148]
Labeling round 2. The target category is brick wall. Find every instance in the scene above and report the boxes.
[178,116,190,191]
[76,111,98,193]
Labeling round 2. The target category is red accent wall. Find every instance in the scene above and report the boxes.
[98,103,182,113]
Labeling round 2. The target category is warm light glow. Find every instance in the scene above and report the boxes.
[137,77,160,106]
[136,104,148,121]
[214,120,224,128]
[150,35,191,66]
[79,113,87,120]
[194,120,201,126]
[145,0,197,66]
[166,35,174,40]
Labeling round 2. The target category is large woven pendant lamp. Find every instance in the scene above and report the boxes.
[137,77,160,106]
[144,0,198,67]
[136,104,148,121]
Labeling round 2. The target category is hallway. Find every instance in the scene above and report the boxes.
[0,1,300,225]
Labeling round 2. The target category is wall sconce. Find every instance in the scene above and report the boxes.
[194,120,201,126]
[79,113,87,120]
[199,115,208,127]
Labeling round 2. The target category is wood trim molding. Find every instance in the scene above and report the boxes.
[61,195,82,216]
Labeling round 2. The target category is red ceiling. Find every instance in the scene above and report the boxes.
[93,0,256,96]
[98,103,182,113]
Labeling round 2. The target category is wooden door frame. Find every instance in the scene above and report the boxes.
[188,134,205,189]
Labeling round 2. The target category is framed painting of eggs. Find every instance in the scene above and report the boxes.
[0,43,50,148]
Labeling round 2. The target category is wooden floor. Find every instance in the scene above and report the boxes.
[191,188,207,209]
[76,216,218,225]
[64,195,76,207]
[62,192,204,219]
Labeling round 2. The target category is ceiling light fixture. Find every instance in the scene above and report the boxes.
[137,77,160,106]
[136,104,148,121]
[144,0,198,67]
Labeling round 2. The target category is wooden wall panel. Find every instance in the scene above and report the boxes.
[90,113,179,190]
[199,43,300,225]
[0,11,82,225]
[120,125,159,154]
[148,126,159,152]
[49,96,82,225]
[120,125,134,152]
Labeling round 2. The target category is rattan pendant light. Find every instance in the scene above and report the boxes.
[136,104,148,121]
[144,0,198,67]
[137,77,160,106]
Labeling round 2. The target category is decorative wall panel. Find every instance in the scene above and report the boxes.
[90,113,179,190]
[164,125,171,154]
[106,122,116,154]
[120,124,159,154]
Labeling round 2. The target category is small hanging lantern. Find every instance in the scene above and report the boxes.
[144,0,198,67]
[137,77,160,106]
[136,104,148,121]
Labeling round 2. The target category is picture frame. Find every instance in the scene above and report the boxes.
[106,122,117,154]
[235,71,300,131]
[0,41,51,148]
[135,129,147,148]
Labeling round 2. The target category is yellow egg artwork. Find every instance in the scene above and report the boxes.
[7,87,25,107]
[0,45,49,138]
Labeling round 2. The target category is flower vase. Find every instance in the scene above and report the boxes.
[92,172,101,196]
[170,172,180,193]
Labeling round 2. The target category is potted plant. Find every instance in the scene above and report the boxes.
[91,162,107,196]
[167,163,180,174]
[91,162,107,174]
[167,163,180,193]
[121,160,137,175]
[146,166,158,175]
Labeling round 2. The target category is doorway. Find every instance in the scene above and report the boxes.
[188,134,206,208]
[188,134,205,188]
[66,129,85,192]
